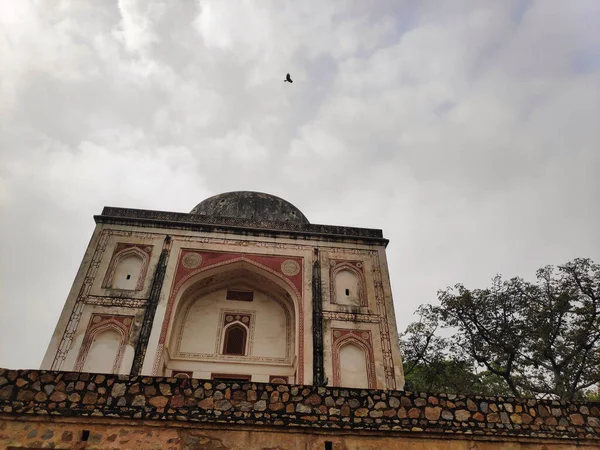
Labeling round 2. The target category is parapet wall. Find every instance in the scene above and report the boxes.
[1,368,600,444]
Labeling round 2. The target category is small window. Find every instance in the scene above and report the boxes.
[223,324,247,355]
[211,373,251,382]
[226,290,254,301]
[126,274,131,280]
[325,442,333,450]
[345,289,350,296]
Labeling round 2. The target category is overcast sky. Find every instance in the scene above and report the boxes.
[1,0,599,370]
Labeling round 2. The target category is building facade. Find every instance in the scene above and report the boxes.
[41,191,405,390]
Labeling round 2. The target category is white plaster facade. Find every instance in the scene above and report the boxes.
[41,192,405,389]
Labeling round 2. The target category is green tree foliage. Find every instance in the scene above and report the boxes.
[400,258,600,401]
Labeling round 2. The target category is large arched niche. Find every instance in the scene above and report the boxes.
[163,259,299,382]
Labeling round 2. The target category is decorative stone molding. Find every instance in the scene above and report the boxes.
[331,329,377,389]
[97,206,387,242]
[323,311,380,323]
[73,314,134,373]
[84,296,147,308]
[329,260,367,307]
[181,252,202,269]
[101,243,153,291]
[281,259,300,276]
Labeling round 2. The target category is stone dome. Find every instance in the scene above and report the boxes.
[190,191,309,224]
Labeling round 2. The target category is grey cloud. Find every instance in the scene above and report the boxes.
[0,0,598,369]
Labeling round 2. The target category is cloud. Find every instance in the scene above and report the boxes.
[0,0,598,369]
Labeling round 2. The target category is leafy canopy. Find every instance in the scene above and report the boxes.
[400,258,600,401]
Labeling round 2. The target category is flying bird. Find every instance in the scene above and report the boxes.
[284,73,293,83]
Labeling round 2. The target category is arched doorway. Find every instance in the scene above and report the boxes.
[162,260,299,383]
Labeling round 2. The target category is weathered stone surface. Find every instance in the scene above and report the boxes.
[425,407,441,421]
[305,394,322,406]
[149,396,169,408]
[215,400,233,411]
[111,383,126,397]
[1,367,599,442]
[408,408,421,419]
[254,400,267,411]
[131,395,146,407]
[17,390,35,402]
[466,399,477,412]
[83,392,98,404]
[355,408,369,417]
[146,385,159,397]
[198,398,213,409]
[49,391,67,402]
[545,417,558,426]
[455,410,470,421]
[538,405,550,417]
[296,403,311,413]
[414,398,426,407]
[472,412,485,421]
[0,385,12,400]
[269,402,284,411]
[570,414,585,426]
[521,413,533,424]
[588,417,600,428]
[171,395,184,408]
[441,410,453,420]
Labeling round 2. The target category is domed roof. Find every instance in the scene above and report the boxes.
[190,191,309,224]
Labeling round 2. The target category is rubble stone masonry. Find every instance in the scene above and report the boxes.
[1,368,599,449]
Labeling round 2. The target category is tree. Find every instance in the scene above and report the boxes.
[401,258,600,401]
[400,305,510,395]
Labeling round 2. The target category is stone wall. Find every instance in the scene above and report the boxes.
[1,368,600,448]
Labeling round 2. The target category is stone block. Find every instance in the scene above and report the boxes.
[455,410,470,421]
[425,407,442,421]
[408,408,422,419]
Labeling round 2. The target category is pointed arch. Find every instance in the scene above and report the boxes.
[332,329,376,388]
[155,255,303,380]
[222,322,249,355]
[102,246,150,291]
[330,261,366,307]
[74,315,133,373]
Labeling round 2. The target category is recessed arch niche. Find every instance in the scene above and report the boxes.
[164,259,299,382]
[330,261,366,307]
[102,246,150,291]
